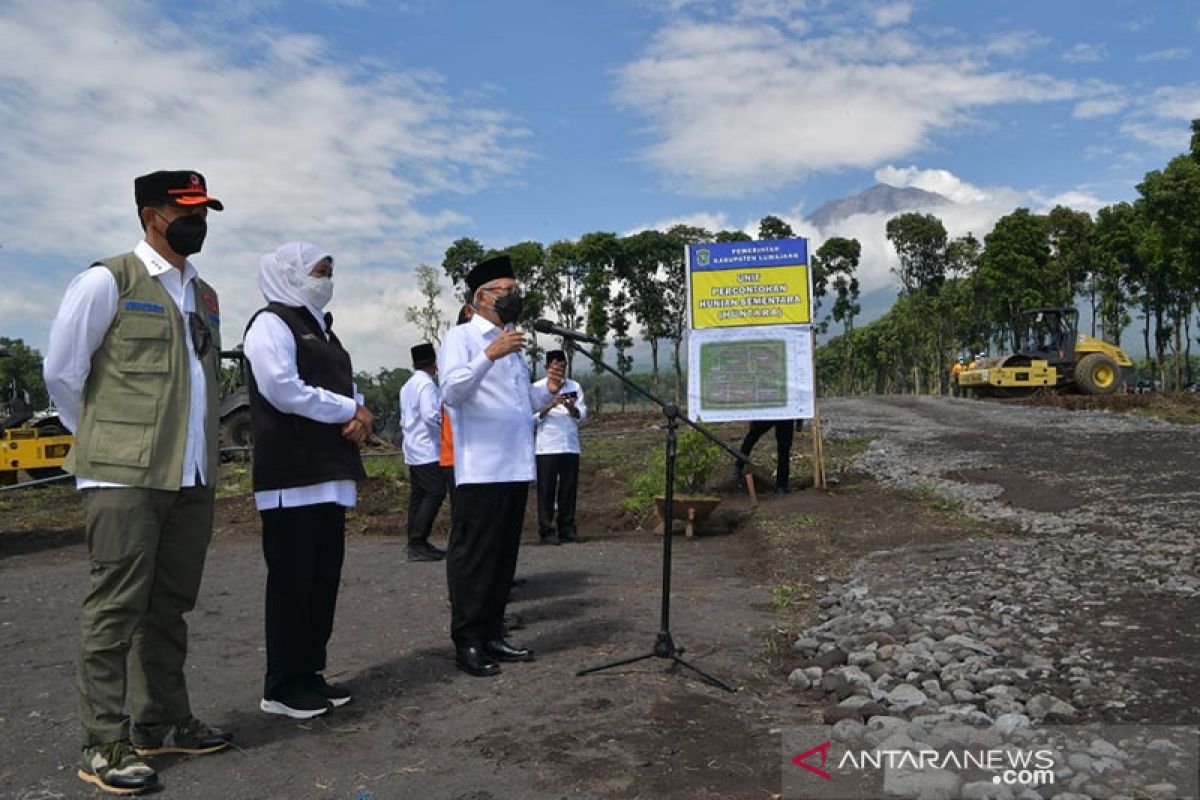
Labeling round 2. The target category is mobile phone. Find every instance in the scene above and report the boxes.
[560,391,578,400]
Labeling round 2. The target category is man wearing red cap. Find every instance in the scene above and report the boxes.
[44,170,232,795]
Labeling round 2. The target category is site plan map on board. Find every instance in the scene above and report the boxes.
[698,339,788,409]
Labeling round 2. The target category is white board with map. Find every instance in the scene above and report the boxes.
[686,325,814,423]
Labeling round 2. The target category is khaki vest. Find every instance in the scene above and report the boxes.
[67,253,221,490]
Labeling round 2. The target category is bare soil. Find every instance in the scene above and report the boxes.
[0,400,1194,799]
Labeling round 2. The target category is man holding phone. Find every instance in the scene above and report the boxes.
[532,350,587,545]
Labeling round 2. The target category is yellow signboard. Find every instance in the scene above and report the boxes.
[691,264,811,328]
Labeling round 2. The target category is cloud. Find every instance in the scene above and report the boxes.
[871,2,913,27]
[1061,43,1107,64]
[0,0,525,370]
[804,166,1108,298]
[873,165,990,204]
[1073,97,1129,118]
[983,31,1051,58]
[615,17,1079,195]
[1135,47,1191,63]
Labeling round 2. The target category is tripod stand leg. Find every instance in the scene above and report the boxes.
[670,655,737,693]
[575,650,657,677]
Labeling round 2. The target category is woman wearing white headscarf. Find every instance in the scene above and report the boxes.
[242,242,372,719]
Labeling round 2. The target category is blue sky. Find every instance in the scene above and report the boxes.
[2,0,1198,369]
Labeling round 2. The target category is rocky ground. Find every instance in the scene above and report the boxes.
[787,397,1199,800]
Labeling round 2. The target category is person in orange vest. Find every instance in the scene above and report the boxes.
[439,304,473,508]
[951,358,965,397]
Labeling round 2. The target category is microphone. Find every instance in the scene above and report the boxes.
[533,319,602,345]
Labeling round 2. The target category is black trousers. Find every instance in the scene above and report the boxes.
[443,466,456,512]
[407,462,447,545]
[260,502,345,699]
[446,482,528,648]
[536,453,579,539]
[739,420,795,490]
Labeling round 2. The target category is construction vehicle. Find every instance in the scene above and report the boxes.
[218,349,253,454]
[0,347,72,485]
[958,307,1133,398]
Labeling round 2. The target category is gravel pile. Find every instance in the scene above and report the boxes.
[784,398,1199,800]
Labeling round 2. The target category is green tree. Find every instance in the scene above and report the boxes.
[441,237,486,299]
[665,224,714,403]
[886,212,949,296]
[620,230,675,394]
[403,264,448,345]
[817,238,862,392]
[0,338,48,412]
[1138,152,1200,388]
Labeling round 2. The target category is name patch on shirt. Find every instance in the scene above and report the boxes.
[123,300,166,314]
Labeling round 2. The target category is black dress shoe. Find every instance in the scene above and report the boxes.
[484,639,534,663]
[455,646,501,677]
[538,535,561,545]
[407,541,446,561]
[558,532,581,543]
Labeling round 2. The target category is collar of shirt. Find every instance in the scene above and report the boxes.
[468,312,502,340]
[135,239,198,286]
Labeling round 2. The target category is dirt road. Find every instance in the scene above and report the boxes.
[1,398,1196,799]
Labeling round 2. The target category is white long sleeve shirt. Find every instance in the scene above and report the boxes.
[243,310,360,510]
[533,377,587,455]
[399,369,441,466]
[44,240,210,489]
[438,315,553,485]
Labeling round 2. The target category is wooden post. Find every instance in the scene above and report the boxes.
[811,404,827,489]
[809,327,827,490]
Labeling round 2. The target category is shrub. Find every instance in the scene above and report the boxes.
[622,427,722,518]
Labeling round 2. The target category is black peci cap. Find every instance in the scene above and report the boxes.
[411,342,436,368]
[466,255,514,294]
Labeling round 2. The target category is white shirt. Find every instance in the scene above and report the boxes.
[44,241,210,489]
[400,369,441,466]
[533,377,587,455]
[243,309,361,511]
[438,315,553,485]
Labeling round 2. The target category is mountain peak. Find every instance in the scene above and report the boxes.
[807,183,951,231]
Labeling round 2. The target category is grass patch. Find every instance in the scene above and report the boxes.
[771,582,805,614]
[363,455,407,482]
[0,482,80,532]
[216,462,253,499]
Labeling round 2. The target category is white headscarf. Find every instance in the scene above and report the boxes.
[258,242,333,328]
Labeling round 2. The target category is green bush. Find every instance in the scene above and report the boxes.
[622,427,722,518]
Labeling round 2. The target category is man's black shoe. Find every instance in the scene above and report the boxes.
[559,532,581,543]
[455,646,501,677]
[503,612,526,632]
[538,535,561,546]
[407,541,446,561]
[484,639,534,663]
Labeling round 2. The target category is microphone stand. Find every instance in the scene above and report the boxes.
[560,336,746,693]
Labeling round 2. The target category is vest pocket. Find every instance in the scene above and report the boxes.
[89,395,158,468]
[117,313,171,373]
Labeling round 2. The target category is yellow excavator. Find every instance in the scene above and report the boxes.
[958,307,1133,398]
[0,347,72,486]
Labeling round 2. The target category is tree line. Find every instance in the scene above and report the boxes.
[409,216,866,412]
[815,120,1200,395]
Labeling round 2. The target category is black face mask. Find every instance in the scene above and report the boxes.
[159,213,208,256]
[492,290,524,325]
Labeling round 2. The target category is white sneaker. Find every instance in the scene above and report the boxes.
[259,690,329,719]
